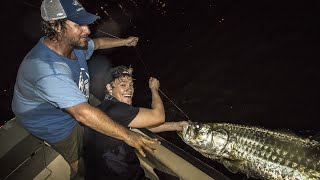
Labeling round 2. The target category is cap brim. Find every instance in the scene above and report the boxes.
[68,11,101,25]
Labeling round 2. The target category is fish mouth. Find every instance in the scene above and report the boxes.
[179,124,195,142]
[178,124,189,138]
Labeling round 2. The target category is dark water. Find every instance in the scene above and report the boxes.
[3,0,320,179]
[87,0,320,131]
[88,0,320,178]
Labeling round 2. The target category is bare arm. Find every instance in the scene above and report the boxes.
[65,102,158,157]
[128,77,165,128]
[93,36,138,50]
[147,121,190,133]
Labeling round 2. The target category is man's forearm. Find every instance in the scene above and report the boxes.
[151,89,165,115]
[148,122,175,133]
[93,37,128,50]
[66,102,129,141]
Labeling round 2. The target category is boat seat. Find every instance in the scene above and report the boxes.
[1,135,53,180]
[1,118,54,180]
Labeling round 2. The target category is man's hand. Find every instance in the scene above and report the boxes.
[124,131,160,157]
[125,36,139,47]
[172,121,190,131]
[149,77,160,91]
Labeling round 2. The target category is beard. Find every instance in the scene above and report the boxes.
[68,36,89,49]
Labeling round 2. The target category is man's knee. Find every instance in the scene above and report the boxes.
[70,157,85,180]
[70,160,79,179]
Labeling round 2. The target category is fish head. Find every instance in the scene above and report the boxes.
[178,122,229,159]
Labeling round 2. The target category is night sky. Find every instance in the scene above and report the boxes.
[2,0,320,178]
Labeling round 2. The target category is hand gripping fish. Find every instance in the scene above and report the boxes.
[178,122,320,180]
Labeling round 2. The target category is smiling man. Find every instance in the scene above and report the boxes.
[85,66,189,180]
[12,0,158,179]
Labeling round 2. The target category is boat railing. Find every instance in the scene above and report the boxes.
[0,118,231,180]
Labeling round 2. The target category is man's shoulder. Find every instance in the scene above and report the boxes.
[22,44,71,78]
[21,56,70,82]
[25,45,64,68]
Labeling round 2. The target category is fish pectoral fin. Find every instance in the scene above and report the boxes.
[222,159,246,174]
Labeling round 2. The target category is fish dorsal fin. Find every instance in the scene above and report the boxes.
[310,132,320,142]
[221,158,246,174]
[274,128,296,136]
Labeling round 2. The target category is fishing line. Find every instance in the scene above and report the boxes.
[87,6,213,127]
[23,1,41,9]
[126,0,138,7]
[112,0,132,23]
[98,1,190,120]
[100,6,115,22]
[97,28,190,120]
[23,0,190,120]
[108,0,138,35]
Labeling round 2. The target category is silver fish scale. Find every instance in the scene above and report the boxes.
[179,122,320,180]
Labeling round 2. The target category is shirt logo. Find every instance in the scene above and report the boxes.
[72,0,81,6]
[56,13,64,17]
[79,68,90,100]
[72,0,85,11]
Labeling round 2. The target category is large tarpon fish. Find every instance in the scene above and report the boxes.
[178,122,320,180]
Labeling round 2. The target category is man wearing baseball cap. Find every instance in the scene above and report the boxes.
[12,0,158,179]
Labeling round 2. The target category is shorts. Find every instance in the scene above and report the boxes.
[49,122,84,164]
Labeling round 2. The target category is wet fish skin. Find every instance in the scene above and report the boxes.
[178,122,320,180]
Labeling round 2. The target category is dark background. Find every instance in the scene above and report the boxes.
[2,0,320,178]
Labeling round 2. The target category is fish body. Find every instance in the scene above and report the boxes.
[178,122,320,180]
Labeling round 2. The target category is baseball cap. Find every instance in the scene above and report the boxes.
[104,66,134,85]
[41,0,101,25]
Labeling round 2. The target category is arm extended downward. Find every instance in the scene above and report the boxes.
[65,102,158,157]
